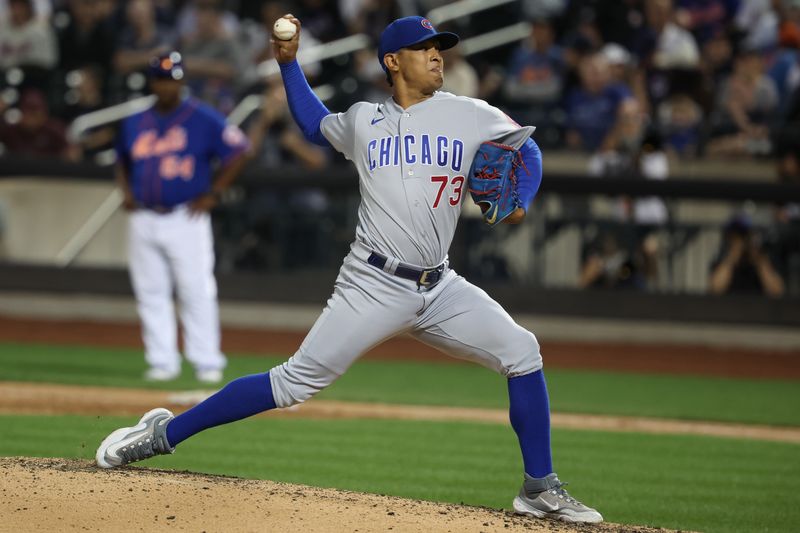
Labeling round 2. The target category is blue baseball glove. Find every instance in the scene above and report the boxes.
[467,141,525,226]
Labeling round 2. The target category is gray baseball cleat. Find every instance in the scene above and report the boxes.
[512,473,603,523]
[95,408,175,468]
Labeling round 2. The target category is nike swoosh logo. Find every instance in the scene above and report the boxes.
[536,498,560,512]
[485,204,499,225]
[371,117,385,125]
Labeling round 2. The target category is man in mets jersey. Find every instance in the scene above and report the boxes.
[115,51,249,384]
[98,19,602,524]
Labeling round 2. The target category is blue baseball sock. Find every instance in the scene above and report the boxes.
[166,372,277,447]
[507,369,553,478]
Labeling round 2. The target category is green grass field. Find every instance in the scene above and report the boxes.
[1,341,799,532]
[2,342,799,425]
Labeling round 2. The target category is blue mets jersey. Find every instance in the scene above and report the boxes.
[116,97,248,208]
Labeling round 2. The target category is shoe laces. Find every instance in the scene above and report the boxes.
[118,435,159,464]
[547,482,585,507]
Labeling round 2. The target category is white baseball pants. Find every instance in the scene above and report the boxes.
[269,248,541,408]
[128,206,226,374]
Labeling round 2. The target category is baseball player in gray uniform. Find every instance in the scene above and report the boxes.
[96,15,602,524]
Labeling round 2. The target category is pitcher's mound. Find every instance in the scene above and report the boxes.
[1,457,668,532]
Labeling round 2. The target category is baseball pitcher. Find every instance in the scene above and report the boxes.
[98,18,602,524]
[115,52,249,384]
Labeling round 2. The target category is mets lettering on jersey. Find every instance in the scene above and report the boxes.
[117,97,248,208]
[132,127,194,181]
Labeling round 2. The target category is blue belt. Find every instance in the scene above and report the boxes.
[367,252,445,287]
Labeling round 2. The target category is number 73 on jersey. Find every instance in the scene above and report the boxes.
[431,175,464,208]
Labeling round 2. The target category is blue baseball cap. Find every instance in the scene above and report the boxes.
[148,52,185,81]
[377,16,459,73]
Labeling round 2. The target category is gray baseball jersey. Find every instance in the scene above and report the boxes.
[268,91,541,408]
[320,91,535,267]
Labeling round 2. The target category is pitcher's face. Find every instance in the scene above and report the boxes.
[395,39,444,92]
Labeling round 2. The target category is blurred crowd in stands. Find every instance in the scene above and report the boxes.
[0,0,799,173]
[0,0,798,295]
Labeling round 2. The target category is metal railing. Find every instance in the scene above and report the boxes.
[54,188,124,267]
[427,0,518,25]
[67,95,155,144]
[226,84,335,131]
[254,34,371,79]
[460,22,531,56]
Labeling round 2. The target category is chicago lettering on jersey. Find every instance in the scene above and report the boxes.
[131,126,188,160]
[367,134,464,173]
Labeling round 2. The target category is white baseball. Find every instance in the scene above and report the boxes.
[273,18,297,40]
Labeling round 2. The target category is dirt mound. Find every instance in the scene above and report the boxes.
[1,457,672,533]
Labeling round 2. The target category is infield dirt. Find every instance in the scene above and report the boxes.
[1,457,674,533]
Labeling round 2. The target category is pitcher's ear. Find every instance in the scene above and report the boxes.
[384,52,400,73]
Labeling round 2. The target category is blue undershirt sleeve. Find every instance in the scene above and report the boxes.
[517,137,543,212]
[279,60,331,147]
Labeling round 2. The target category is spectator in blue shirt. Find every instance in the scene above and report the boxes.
[503,19,564,106]
[658,93,704,157]
[565,53,638,153]
[502,18,565,145]
[675,0,739,46]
